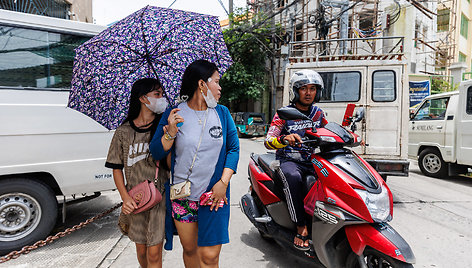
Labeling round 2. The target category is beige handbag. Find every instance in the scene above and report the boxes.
[170,180,191,200]
[170,109,208,200]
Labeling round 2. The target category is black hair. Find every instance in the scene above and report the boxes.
[180,60,218,101]
[123,78,162,138]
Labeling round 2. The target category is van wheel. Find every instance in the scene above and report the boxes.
[0,179,58,255]
[418,148,448,178]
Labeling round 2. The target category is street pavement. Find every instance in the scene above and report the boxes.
[2,137,472,267]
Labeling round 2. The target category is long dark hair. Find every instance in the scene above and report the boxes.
[180,60,218,101]
[124,78,162,138]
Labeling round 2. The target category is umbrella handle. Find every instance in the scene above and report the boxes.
[177,122,183,127]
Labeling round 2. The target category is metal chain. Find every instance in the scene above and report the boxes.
[0,202,122,264]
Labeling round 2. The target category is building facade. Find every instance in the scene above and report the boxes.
[436,0,472,75]
[0,0,92,23]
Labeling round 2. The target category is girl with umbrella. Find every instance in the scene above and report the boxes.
[105,78,169,268]
[150,60,239,267]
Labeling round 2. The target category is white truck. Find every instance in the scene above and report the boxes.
[0,10,114,254]
[408,80,472,178]
[282,37,410,179]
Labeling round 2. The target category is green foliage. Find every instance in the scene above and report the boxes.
[431,77,457,94]
[219,9,278,110]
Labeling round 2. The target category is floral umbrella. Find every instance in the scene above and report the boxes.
[68,6,232,130]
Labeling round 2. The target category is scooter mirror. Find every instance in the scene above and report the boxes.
[277,107,311,121]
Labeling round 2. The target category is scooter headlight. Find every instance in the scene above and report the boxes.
[320,136,337,142]
[354,185,391,222]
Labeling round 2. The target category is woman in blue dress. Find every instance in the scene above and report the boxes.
[150,60,239,268]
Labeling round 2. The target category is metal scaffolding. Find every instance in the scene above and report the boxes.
[434,0,457,75]
[0,0,71,19]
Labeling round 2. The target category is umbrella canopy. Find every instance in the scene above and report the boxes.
[68,6,232,130]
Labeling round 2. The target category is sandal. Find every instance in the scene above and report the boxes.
[293,233,310,251]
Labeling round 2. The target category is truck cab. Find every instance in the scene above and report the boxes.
[408,80,472,178]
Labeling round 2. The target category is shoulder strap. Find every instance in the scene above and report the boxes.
[171,109,209,185]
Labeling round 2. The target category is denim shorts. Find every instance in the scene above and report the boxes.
[171,198,199,223]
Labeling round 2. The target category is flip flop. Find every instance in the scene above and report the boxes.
[293,233,310,251]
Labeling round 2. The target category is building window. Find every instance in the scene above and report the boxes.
[295,23,303,42]
[459,52,467,62]
[461,13,469,38]
[277,0,286,8]
[411,62,417,74]
[319,71,361,102]
[437,9,450,32]
[467,87,472,115]
[372,71,396,102]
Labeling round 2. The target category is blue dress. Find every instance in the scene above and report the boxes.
[150,104,240,249]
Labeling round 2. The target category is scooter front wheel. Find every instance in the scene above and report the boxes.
[345,248,413,268]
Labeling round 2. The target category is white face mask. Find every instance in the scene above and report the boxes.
[202,80,218,108]
[145,96,168,114]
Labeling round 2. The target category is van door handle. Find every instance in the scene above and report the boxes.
[436,126,443,129]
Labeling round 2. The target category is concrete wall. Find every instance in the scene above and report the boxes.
[66,0,93,23]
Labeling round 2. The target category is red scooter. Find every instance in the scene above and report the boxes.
[240,105,415,268]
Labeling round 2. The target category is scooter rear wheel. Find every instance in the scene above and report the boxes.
[345,248,413,268]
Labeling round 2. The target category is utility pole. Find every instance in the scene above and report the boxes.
[229,0,233,27]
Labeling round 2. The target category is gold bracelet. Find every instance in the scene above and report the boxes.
[220,179,228,187]
[164,131,176,141]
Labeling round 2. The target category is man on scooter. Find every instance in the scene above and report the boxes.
[264,69,327,251]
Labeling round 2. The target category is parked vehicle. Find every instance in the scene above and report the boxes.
[408,80,472,178]
[241,106,415,268]
[283,37,410,180]
[0,10,113,254]
[232,112,268,137]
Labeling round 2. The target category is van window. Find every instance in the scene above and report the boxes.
[0,25,89,89]
[467,87,472,115]
[412,97,449,120]
[372,70,396,102]
[319,71,361,102]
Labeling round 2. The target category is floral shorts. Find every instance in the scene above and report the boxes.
[171,198,199,223]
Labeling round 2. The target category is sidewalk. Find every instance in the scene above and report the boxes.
[98,235,137,268]
[99,235,184,268]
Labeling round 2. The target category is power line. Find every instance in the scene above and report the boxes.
[216,0,229,15]
[168,0,178,8]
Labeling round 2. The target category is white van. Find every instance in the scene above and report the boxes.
[283,59,410,179]
[0,10,114,254]
[408,80,472,178]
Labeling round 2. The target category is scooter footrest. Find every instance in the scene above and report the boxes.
[254,215,272,223]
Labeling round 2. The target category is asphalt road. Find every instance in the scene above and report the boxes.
[2,137,472,268]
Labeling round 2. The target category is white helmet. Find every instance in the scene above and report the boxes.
[289,69,324,103]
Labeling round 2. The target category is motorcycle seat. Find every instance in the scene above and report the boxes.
[252,153,317,200]
[256,153,277,179]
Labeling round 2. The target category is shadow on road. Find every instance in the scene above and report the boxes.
[409,163,472,188]
[239,227,323,268]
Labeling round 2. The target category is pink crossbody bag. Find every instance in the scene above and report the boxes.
[128,162,162,214]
